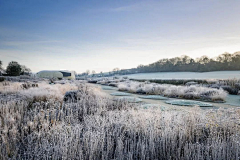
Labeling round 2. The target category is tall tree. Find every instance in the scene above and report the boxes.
[6,61,22,76]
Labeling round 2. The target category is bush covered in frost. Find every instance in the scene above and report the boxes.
[0,81,239,159]
[118,81,228,101]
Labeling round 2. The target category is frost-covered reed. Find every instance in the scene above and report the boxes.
[0,81,79,102]
[0,81,22,94]
[20,82,79,102]
[0,81,239,159]
[118,81,228,101]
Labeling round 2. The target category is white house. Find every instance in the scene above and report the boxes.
[36,70,75,80]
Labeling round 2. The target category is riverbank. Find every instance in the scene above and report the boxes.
[97,84,239,109]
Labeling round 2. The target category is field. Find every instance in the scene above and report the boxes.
[0,80,240,159]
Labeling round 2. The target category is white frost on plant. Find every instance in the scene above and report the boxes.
[117,81,228,101]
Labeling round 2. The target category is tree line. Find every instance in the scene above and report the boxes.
[0,60,31,76]
[116,51,240,75]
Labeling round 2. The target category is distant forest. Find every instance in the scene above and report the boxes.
[117,51,240,75]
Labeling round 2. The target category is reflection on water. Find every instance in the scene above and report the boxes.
[225,95,240,106]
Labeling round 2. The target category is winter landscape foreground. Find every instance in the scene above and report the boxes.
[0,78,240,159]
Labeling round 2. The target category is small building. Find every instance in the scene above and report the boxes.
[36,70,75,80]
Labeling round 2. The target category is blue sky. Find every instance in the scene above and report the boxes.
[1,0,240,73]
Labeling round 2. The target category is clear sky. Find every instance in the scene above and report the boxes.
[1,0,240,73]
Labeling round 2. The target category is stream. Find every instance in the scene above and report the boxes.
[96,84,240,110]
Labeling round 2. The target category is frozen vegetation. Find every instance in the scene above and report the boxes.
[129,78,240,95]
[90,76,240,96]
[88,77,231,102]
[139,104,166,110]
[0,80,240,159]
[117,81,228,102]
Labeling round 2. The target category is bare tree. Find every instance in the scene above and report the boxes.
[21,65,31,75]
[85,70,90,75]
[113,68,120,74]
[92,70,96,74]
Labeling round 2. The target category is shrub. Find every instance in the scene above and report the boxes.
[117,81,228,101]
